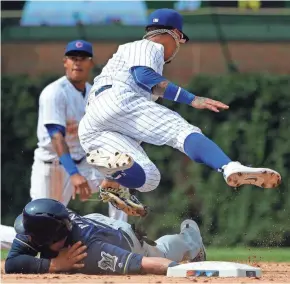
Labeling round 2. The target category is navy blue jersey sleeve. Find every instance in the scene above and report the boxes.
[5,234,50,274]
[82,241,143,275]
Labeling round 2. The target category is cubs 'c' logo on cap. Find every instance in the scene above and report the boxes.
[76,41,83,48]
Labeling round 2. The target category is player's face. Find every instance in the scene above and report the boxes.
[163,29,183,62]
[49,236,68,252]
[64,52,94,83]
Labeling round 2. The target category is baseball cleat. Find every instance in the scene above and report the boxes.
[180,219,206,262]
[222,161,282,189]
[86,149,134,176]
[99,187,148,217]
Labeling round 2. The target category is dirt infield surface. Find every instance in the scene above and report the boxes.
[1,261,290,283]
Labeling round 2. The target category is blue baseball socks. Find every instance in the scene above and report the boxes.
[112,162,146,188]
[110,132,231,188]
[184,133,231,171]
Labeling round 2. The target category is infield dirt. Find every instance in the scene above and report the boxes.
[1,261,290,283]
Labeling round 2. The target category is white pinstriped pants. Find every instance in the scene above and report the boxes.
[79,86,202,192]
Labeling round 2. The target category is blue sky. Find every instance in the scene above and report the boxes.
[21,1,201,26]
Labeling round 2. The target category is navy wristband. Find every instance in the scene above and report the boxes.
[59,153,79,176]
[164,82,195,105]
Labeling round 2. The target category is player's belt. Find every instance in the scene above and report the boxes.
[44,156,85,165]
[95,85,112,96]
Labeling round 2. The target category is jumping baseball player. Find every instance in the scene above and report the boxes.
[78,9,282,217]
[5,198,205,275]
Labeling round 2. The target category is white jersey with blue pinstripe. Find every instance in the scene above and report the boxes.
[35,76,91,161]
[79,39,200,192]
[87,39,163,108]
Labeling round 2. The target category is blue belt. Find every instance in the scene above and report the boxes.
[95,85,112,96]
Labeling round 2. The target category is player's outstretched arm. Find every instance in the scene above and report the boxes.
[140,257,179,275]
[130,66,229,112]
[152,80,229,113]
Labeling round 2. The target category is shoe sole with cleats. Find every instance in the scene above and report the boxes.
[86,150,134,174]
[226,169,281,189]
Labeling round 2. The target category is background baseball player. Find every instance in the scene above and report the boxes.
[5,198,205,275]
[78,9,281,216]
[29,39,126,222]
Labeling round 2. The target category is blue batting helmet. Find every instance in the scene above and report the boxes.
[19,198,72,246]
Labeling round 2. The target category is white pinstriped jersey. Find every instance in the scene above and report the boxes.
[79,37,201,194]
[87,39,164,109]
[79,38,200,193]
[35,76,91,161]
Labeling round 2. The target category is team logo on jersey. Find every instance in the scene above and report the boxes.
[153,18,159,23]
[76,41,83,48]
[98,251,118,272]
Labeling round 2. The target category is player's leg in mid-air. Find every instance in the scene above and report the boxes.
[81,130,161,192]
[79,127,161,216]
[79,87,281,194]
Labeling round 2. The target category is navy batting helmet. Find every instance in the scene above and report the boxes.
[21,198,72,246]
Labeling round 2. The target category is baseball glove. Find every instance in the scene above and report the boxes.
[99,187,149,217]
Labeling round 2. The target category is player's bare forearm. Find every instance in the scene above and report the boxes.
[140,257,175,275]
[152,80,169,97]
[51,132,70,157]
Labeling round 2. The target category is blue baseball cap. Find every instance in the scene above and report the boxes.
[146,8,189,43]
[65,40,93,57]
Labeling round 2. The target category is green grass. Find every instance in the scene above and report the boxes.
[206,247,290,262]
[2,247,290,262]
[1,250,9,260]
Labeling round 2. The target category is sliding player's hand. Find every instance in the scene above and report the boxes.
[50,241,87,272]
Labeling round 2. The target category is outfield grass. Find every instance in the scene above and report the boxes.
[1,250,9,260]
[1,247,290,262]
[206,247,290,262]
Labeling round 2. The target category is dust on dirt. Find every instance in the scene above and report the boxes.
[1,261,290,283]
